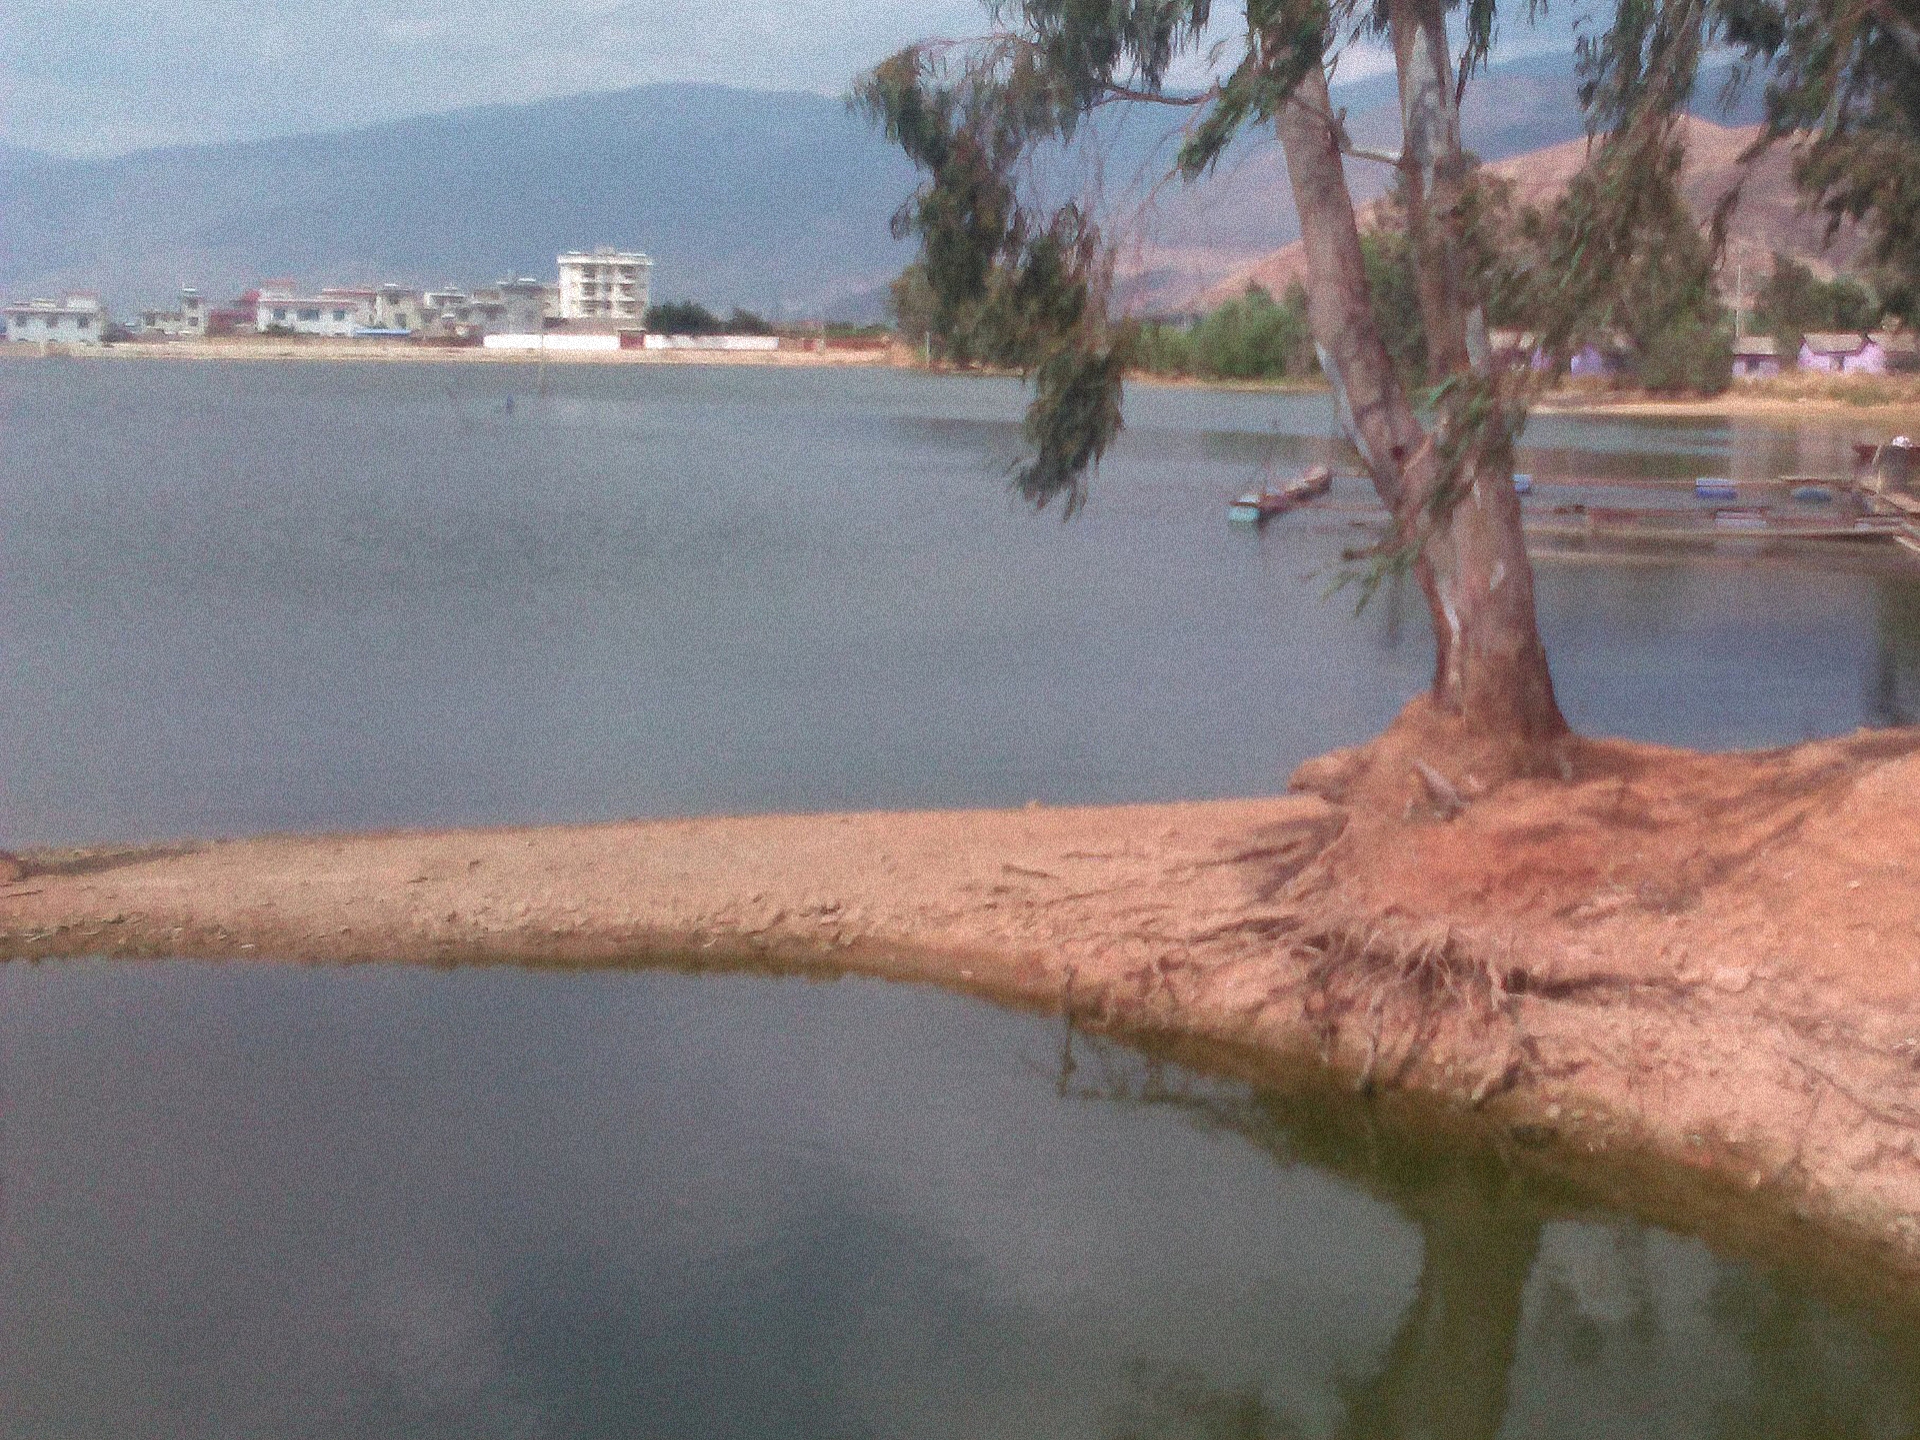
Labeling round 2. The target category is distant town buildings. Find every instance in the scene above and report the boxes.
[139,287,207,338]
[4,293,105,345]
[254,282,375,337]
[415,279,551,336]
[1731,335,1782,380]
[235,270,574,340]
[1801,332,1882,375]
[1486,328,1631,379]
[557,248,652,321]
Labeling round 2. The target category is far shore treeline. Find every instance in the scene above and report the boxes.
[890,188,1919,398]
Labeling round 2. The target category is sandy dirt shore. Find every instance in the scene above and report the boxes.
[7,701,1920,1284]
[1129,368,1920,427]
[0,339,913,367]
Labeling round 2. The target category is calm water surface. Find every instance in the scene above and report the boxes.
[7,364,1920,1433]
[3,360,1917,844]
[4,959,1920,1439]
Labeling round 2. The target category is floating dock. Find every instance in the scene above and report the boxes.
[1242,463,1920,566]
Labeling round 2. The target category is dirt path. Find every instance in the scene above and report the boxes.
[7,706,1920,1279]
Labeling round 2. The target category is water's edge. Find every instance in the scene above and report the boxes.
[8,820,1919,1326]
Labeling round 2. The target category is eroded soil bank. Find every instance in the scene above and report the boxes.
[7,704,1920,1285]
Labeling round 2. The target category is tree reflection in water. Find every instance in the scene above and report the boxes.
[1868,575,1920,728]
[1060,1025,1920,1440]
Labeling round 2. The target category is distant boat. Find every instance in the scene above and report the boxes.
[1229,466,1333,525]
[1513,472,1533,495]
[1695,477,1738,500]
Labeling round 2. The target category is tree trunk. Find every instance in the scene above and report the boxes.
[1275,72,1425,504]
[1389,0,1483,378]
[1277,69,1568,758]
[1409,423,1568,749]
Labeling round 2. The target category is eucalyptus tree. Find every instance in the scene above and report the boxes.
[1729,0,1920,299]
[855,0,1768,767]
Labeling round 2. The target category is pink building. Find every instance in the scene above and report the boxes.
[1799,332,1886,375]
[1731,336,1781,379]
[1872,331,1920,372]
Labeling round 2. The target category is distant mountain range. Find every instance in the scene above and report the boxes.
[1,85,924,320]
[2,56,1783,321]
[1194,116,1860,312]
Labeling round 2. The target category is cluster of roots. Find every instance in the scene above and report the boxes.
[1296,914,1528,1103]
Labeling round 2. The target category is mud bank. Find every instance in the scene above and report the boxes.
[0,340,912,367]
[7,706,1920,1286]
[1126,368,1920,427]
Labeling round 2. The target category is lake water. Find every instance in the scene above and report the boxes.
[3,359,1917,846]
[5,958,1920,1440]
[8,366,1920,1434]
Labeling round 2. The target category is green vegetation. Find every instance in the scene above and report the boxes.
[726,307,774,335]
[1486,162,1734,394]
[1129,186,1733,395]
[1751,254,1880,358]
[1747,0,1920,311]
[1132,285,1313,382]
[1637,312,1736,395]
[1126,232,1429,387]
[645,300,724,335]
[643,301,787,337]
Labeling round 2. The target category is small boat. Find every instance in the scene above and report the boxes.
[1229,490,1291,524]
[1713,507,1771,531]
[1790,483,1834,504]
[1512,472,1533,495]
[1695,477,1738,500]
[1228,465,1333,525]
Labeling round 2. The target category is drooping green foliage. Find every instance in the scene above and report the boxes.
[1725,0,1920,292]
[854,22,1202,512]
[1752,252,1881,356]
[888,263,939,351]
[1362,230,1431,388]
[859,0,1920,524]
[1492,161,1734,391]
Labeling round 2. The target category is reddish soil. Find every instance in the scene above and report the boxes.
[5,701,1920,1273]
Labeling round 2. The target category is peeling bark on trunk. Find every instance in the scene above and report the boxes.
[1410,428,1568,751]
[1277,68,1567,760]
[1391,0,1478,377]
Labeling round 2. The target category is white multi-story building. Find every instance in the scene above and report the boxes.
[370,284,425,331]
[255,282,374,337]
[139,287,208,337]
[556,248,652,321]
[4,293,106,345]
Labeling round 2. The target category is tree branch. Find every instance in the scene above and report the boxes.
[1343,142,1406,165]
[1094,84,1218,107]
[1284,86,1406,166]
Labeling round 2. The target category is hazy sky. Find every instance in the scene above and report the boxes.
[2,0,1589,159]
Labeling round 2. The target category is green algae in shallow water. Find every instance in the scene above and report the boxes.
[3,956,1920,1439]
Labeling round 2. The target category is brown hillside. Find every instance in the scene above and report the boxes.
[1192,119,1865,312]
